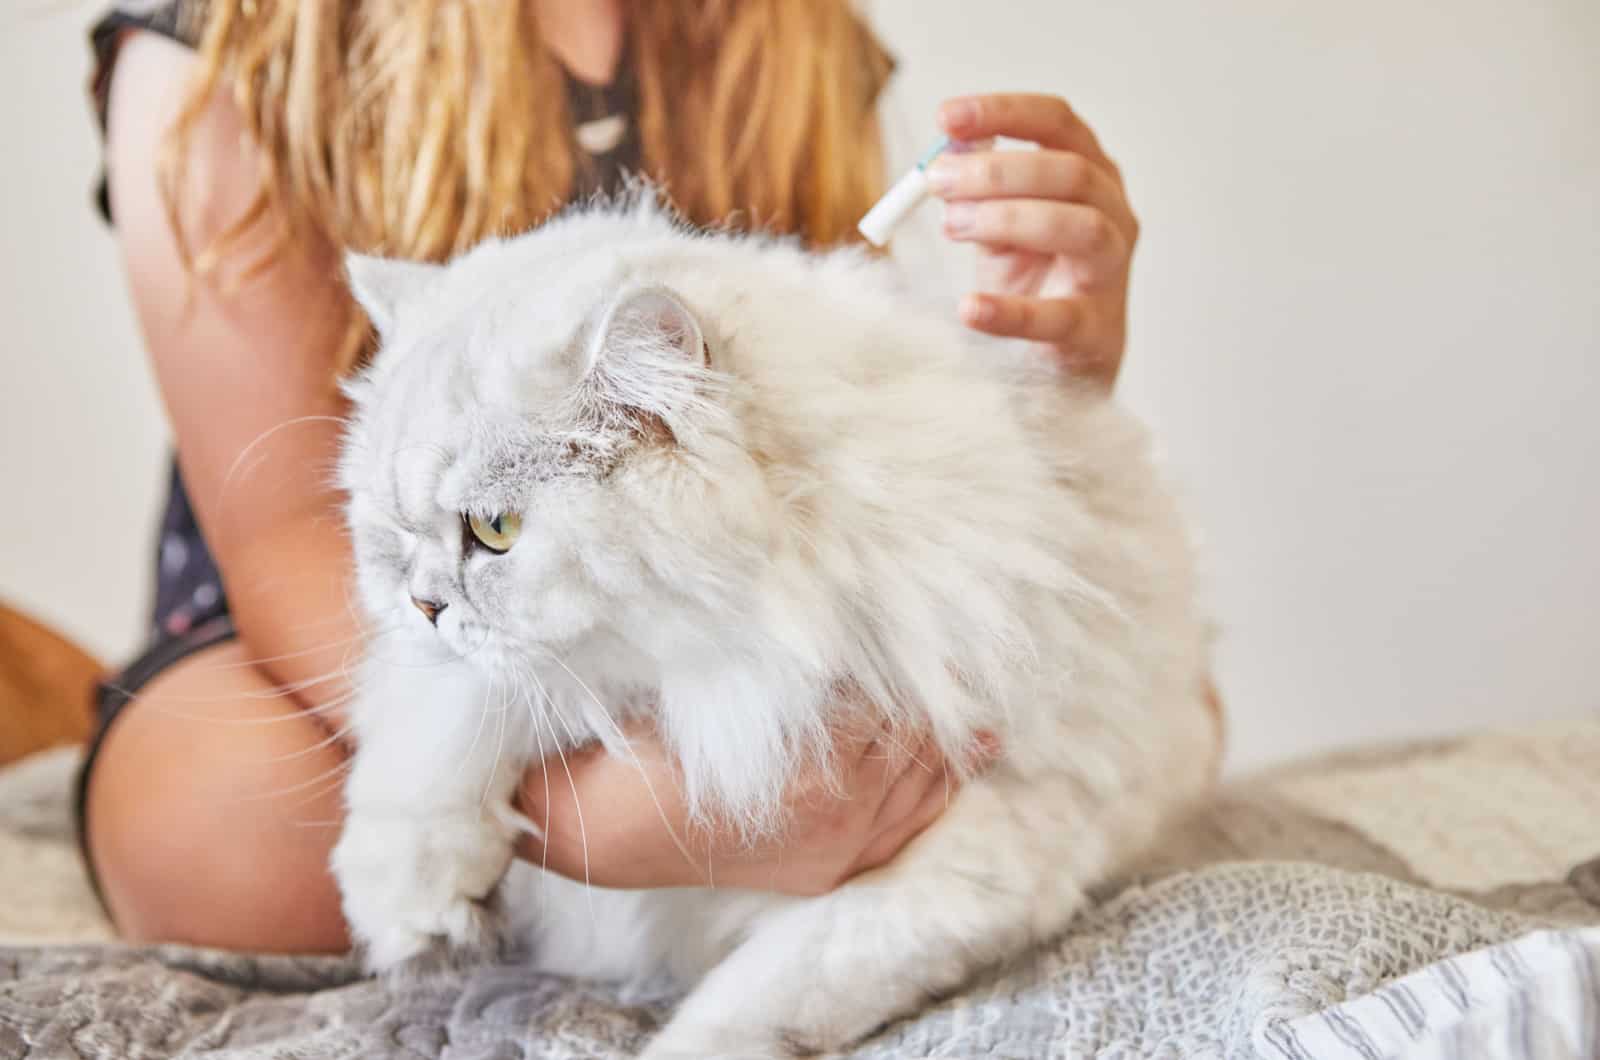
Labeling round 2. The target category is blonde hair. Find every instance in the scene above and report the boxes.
[163,0,894,365]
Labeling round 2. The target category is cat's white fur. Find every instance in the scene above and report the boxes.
[331,197,1218,1059]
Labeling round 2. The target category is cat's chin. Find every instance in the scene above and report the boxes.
[375,618,509,673]
[433,625,512,670]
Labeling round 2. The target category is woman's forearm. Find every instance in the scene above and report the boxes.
[218,503,364,726]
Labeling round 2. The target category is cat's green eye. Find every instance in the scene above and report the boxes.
[466,512,522,554]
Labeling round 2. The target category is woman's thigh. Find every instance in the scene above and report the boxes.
[84,641,350,952]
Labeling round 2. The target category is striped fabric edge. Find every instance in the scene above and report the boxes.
[1259,926,1600,1060]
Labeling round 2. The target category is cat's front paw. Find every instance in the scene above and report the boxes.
[332,807,516,972]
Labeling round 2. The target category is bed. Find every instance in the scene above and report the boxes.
[2,717,1597,1059]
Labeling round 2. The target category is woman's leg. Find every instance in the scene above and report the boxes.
[84,641,351,951]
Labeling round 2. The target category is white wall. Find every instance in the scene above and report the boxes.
[2,4,169,662]
[2,1,1596,770]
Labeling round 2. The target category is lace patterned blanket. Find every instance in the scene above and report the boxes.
[2,719,1597,1058]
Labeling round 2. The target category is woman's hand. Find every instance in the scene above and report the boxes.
[929,93,1140,388]
[514,717,997,896]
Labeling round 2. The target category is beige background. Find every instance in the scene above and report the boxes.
[2,0,1596,769]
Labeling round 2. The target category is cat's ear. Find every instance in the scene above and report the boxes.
[343,253,443,336]
[591,285,707,371]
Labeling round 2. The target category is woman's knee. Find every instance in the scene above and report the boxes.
[84,646,350,951]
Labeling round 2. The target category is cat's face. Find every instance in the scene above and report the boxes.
[337,218,756,673]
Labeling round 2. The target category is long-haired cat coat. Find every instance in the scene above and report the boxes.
[331,198,1218,1059]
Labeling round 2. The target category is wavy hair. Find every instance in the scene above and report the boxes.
[160,0,895,366]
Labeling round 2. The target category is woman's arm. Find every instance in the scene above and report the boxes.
[516,719,997,895]
[87,31,393,948]
[108,32,360,719]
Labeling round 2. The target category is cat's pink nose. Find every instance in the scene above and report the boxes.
[411,596,445,626]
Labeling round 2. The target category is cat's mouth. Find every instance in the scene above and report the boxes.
[424,609,507,669]
[445,623,492,657]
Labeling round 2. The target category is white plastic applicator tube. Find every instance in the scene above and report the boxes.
[857,136,952,247]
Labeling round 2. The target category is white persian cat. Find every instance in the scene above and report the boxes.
[330,196,1219,1059]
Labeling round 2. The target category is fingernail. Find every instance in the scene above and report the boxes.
[946,136,995,155]
[961,294,994,326]
[943,202,976,237]
[963,731,1001,769]
[924,158,958,195]
[941,98,977,132]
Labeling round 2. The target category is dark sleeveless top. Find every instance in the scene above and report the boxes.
[89,2,643,653]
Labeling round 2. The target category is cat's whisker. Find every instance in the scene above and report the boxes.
[233,757,353,805]
[485,672,509,807]
[235,669,353,701]
[536,700,595,922]
[340,574,375,634]
[337,632,378,691]
[276,611,372,634]
[534,649,706,885]
[126,687,360,728]
[458,670,495,791]
[277,761,361,817]
[189,628,398,673]
[876,724,935,776]
[489,672,521,813]
[220,414,350,497]
[520,666,555,914]
[360,641,474,669]
[98,636,387,716]
[255,719,358,767]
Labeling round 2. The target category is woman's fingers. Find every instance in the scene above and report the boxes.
[966,729,1003,770]
[960,292,1085,341]
[851,729,1002,878]
[854,759,955,877]
[865,732,939,831]
[944,200,1128,276]
[928,150,1135,240]
[939,92,1115,171]
[963,294,1116,383]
